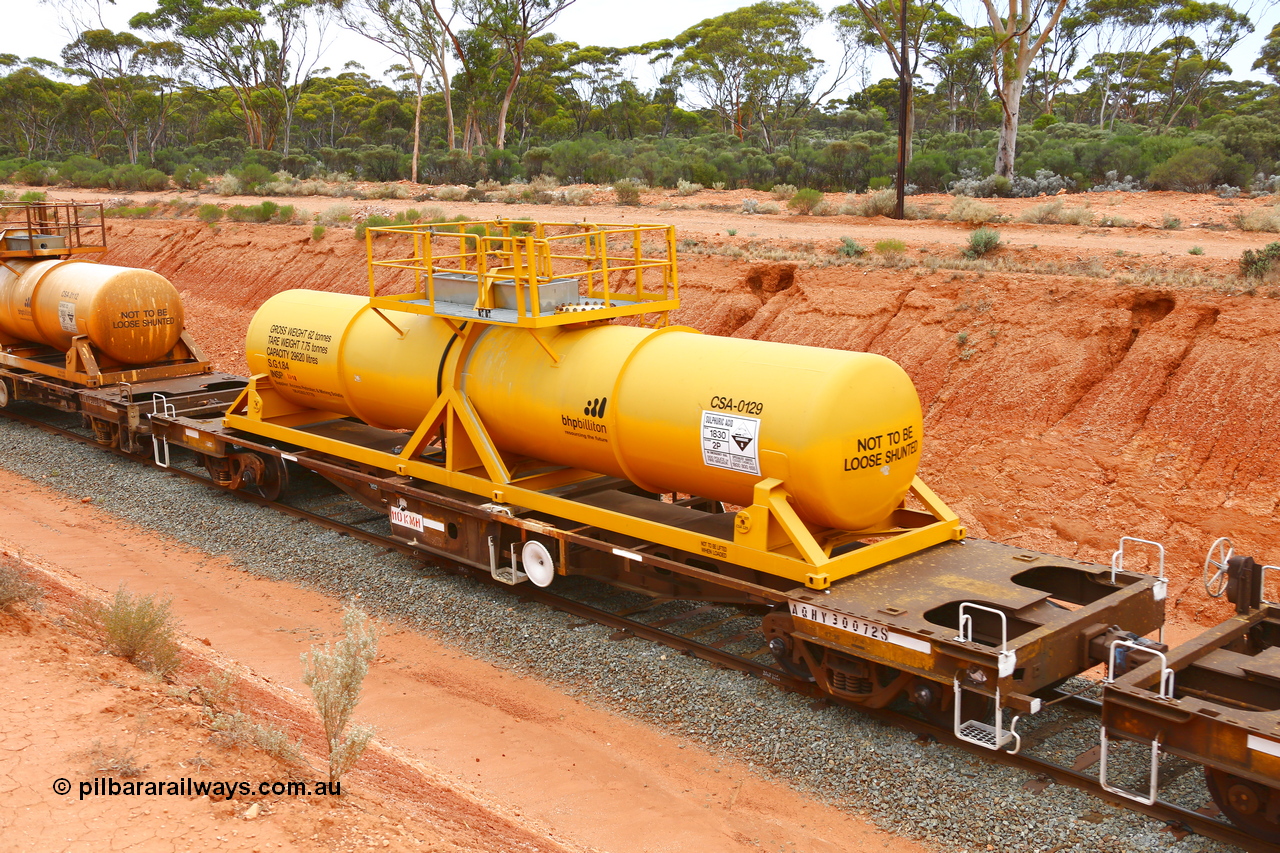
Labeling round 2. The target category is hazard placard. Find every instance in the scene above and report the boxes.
[700,410,760,476]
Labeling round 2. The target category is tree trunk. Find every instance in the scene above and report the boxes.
[994,75,1022,178]
[411,77,423,183]
[494,53,523,151]
[439,45,456,151]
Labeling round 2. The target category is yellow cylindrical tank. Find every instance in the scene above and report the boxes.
[246,290,924,531]
[0,259,185,364]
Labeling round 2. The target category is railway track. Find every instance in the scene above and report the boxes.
[0,404,1265,852]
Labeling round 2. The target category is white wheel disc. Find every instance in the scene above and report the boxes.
[522,540,555,587]
[0,379,8,408]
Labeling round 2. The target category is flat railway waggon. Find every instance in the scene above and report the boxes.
[0,202,1275,844]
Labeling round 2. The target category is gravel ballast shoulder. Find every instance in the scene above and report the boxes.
[0,413,1241,853]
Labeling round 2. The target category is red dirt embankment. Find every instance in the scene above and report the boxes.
[99,216,1280,632]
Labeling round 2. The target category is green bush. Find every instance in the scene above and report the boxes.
[173,163,208,190]
[18,190,47,202]
[788,188,824,214]
[312,224,326,241]
[965,226,1001,258]
[196,203,223,223]
[837,236,866,257]
[875,238,907,256]
[1240,242,1280,278]
[1147,146,1247,192]
[613,179,642,205]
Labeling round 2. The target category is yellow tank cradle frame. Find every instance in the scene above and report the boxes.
[0,202,208,387]
[226,222,964,589]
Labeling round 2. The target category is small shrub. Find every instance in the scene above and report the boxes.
[771,183,797,201]
[18,190,47,203]
[964,227,1001,258]
[956,331,970,344]
[757,201,781,215]
[676,179,703,197]
[88,738,145,777]
[301,606,378,788]
[711,181,726,191]
[312,224,326,241]
[613,179,642,206]
[949,196,1000,224]
[365,183,410,200]
[1089,170,1144,193]
[1098,215,1134,227]
[214,174,242,196]
[1017,200,1062,224]
[563,186,593,206]
[837,236,866,257]
[0,561,40,612]
[1058,206,1095,226]
[845,189,921,219]
[875,238,907,256]
[1236,208,1280,233]
[787,188,824,215]
[433,185,469,202]
[1188,246,1204,255]
[1240,242,1280,278]
[741,198,759,214]
[318,204,353,226]
[1162,214,1182,230]
[726,228,737,236]
[209,711,305,766]
[78,584,183,677]
[196,203,222,223]
[475,179,502,192]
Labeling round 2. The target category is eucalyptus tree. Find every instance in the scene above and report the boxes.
[666,0,847,152]
[61,29,184,163]
[459,0,578,149]
[130,0,331,151]
[832,0,965,160]
[329,0,452,177]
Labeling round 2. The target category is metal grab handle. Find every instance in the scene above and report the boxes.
[1111,536,1166,583]
[1106,639,1175,699]
[1111,537,1168,642]
[955,602,1017,677]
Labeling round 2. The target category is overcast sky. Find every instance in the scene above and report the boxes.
[7,0,1279,105]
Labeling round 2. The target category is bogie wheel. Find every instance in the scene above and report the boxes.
[0,377,10,409]
[1205,767,1280,843]
[235,452,289,502]
[761,610,816,683]
[1204,537,1234,599]
[909,676,993,730]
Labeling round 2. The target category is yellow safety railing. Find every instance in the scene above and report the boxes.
[364,220,679,327]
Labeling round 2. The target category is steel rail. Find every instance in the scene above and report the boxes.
[0,405,1263,851]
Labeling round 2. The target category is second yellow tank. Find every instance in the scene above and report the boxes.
[246,289,924,532]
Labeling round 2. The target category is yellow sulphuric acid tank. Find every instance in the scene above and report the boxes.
[246,289,924,532]
[0,259,185,364]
